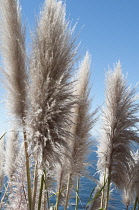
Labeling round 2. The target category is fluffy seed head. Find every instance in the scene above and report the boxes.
[0,0,27,120]
[28,0,77,163]
[69,52,97,176]
[97,62,139,189]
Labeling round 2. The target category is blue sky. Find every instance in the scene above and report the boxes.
[0,0,139,135]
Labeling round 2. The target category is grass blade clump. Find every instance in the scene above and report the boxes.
[89,174,108,210]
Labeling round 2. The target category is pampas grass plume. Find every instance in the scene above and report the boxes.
[0,0,27,120]
[29,0,77,163]
[70,51,97,176]
[56,52,97,208]
[98,62,139,186]
[96,62,139,209]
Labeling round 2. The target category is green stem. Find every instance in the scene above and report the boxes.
[64,173,71,210]
[31,162,38,210]
[100,170,106,209]
[38,173,44,210]
[134,197,138,210]
[105,176,111,210]
[43,170,49,210]
[55,186,61,210]
[46,191,49,210]
[75,176,80,210]
[55,168,65,210]
[23,127,32,210]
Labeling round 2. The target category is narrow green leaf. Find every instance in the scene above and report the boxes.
[86,181,107,208]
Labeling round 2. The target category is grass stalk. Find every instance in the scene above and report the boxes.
[38,173,44,210]
[55,186,61,210]
[86,181,107,208]
[75,176,80,210]
[64,173,71,210]
[31,162,38,210]
[46,191,49,210]
[43,170,49,210]
[23,126,32,210]
[105,176,111,210]
[133,196,138,210]
[100,170,107,209]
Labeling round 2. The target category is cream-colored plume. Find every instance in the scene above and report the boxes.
[0,0,27,120]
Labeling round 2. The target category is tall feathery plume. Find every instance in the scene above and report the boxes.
[29,0,77,164]
[67,52,97,209]
[69,52,96,177]
[0,0,31,208]
[96,62,139,209]
[0,0,27,121]
[56,52,97,209]
[4,131,18,179]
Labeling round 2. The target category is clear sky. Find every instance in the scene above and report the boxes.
[0,0,139,136]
